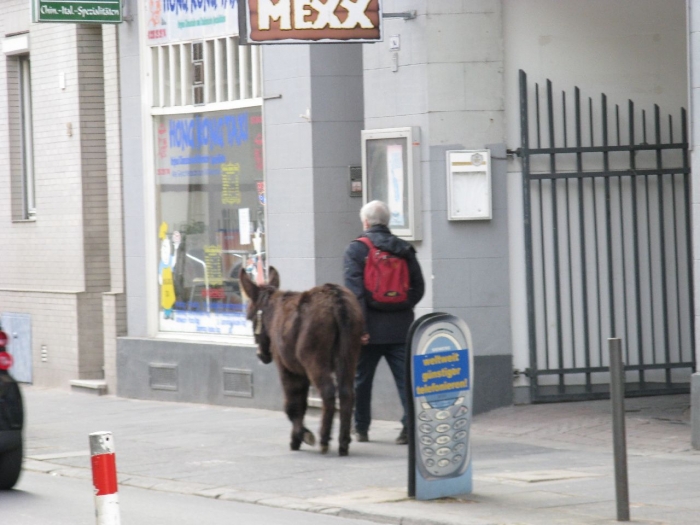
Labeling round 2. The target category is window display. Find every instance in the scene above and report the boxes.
[155,106,264,335]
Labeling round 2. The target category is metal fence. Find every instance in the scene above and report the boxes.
[517,70,695,402]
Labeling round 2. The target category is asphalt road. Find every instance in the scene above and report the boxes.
[0,471,378,525]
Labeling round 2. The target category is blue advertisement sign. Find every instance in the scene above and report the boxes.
[407,313,474,500]
[413,349,470,399]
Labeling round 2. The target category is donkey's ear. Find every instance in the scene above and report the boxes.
[268,266,280,289]
[239,268,259,302]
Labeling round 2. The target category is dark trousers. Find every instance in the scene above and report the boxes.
[354,343,408,433]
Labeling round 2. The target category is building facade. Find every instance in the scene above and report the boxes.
[116,0,692,422]
[4,0,699,437]
[0,0,124,392]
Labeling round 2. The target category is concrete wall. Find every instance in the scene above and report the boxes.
[262,44,364,289]
[688,0,700,449]
[262,45,316,290]
[117,338,283,409]
[119,0,148,338]
[363,0,513,411]
[310,44,365,285]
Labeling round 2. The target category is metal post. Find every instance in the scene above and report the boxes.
[609,338,630,521]
[89,431,121,525]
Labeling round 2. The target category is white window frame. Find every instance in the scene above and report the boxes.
[19,55,36,220]
[143,35,264,342]
[149,37,262,112]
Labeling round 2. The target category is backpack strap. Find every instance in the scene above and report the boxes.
[356,236,374,250]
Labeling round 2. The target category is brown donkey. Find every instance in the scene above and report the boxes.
[239,267,364,456]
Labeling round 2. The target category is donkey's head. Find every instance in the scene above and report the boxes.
[239,266,280,365]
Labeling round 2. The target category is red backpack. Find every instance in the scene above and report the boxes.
[357,237,411,311]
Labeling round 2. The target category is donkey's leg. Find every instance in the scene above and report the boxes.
[336,367,356,457]
[280,368,314,451]
[311,374,336,454]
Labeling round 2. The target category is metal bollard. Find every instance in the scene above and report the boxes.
[609,338,630,522]
[89,431,121,525]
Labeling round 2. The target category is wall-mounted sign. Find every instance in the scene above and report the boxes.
[34,0,121,23]
[146,0,239,45]
[239,0,382,44]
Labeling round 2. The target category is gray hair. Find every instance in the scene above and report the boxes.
[360,200,390,227]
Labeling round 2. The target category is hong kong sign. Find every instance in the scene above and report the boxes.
[239,0,383,44]
[34,0,122,23]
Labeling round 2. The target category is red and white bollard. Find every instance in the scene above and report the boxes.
[89,431,121,525]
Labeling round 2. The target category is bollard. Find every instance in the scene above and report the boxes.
[89,431,121,525]
[609,338,630,522]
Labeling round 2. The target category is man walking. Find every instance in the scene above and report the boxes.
[344,200,425,444]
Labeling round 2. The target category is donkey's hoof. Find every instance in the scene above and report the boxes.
[320,444,329,454]
[303,430,316,447]
[290,441,301,451]
[339,447,349,457]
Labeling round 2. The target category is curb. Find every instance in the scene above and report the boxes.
[24,459,483,525]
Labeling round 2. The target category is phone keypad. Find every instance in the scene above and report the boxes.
[453,419,468,429]
[417,397,471,478]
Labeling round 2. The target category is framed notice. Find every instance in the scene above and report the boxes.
[361,127,421,241]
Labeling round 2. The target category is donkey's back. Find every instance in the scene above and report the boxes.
[241,268,364,456]
[288,284,363,373]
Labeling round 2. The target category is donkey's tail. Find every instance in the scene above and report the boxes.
[327,284,364,383]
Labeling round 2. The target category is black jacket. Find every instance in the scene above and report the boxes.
[343,225,425,345]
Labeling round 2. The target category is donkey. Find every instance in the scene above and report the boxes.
[239,267,364,456]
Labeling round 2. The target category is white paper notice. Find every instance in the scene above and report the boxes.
[239,208,251,245]
[386,144,405,227]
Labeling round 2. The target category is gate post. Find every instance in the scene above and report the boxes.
[609,338,630,521]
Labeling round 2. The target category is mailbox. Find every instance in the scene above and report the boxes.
[446,150,492,221]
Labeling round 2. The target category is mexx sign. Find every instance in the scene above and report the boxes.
[239,0,383,44]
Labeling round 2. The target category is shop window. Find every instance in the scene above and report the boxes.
[154,106,265,335]
[151,37,261,108]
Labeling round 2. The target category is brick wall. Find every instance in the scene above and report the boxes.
[0,291,79,387]
[0,2,122,389]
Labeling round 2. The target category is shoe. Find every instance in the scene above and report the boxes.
[354,430,369,442]
[395,427,408,445]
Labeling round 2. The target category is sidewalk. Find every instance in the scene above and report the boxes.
[21,387,700,525]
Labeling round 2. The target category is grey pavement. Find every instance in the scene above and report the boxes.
[20,386,700,525]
